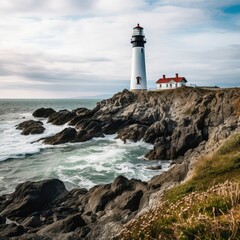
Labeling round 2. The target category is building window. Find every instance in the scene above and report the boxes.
[136,76,141,85]
[175,83,177,87]
[141,48,143,53]
[160,84,162,88]
[170,84,172,88]
[166,84,168,87]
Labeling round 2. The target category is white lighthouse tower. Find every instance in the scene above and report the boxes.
[130,24,147,91]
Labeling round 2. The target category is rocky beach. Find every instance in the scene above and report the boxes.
[0,87,240,239]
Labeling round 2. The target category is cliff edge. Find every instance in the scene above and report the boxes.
[1,87,239,239]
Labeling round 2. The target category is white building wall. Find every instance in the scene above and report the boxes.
[157,80,186,90]
[130,47,147,90]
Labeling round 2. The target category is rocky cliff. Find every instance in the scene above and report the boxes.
[1,87,239,239]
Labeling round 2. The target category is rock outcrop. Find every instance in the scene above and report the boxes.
[0,177,149,239]
[33,108,56,118]
[43,127,77,145]
[31,87,240,162]
[16,120,45,135]
[47,110,76,125]
[1,179,67,218]
[11,87,240,239]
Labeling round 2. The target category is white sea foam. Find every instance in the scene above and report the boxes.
[0,116,65,162]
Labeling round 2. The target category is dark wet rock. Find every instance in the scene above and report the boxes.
[122,190,143,212]
[11,234,51,240]
[0,223,24,238]
[74,129,102,143]
[1,179,68,218]
[16,120,45,135]
[117,124,148,142]
[74,120,104,142]
[111,175,131,195]
[84,184,115,213]
[105,177,148,213]
[149,162,189,190]
[102,119,132,135]
[37,214,86,235]
[0,215,6,224]
[145,136,171,160]
[68,106,100,126]
[48,110,76,125]
[43,128,77,145]
[76,119,102,132]
[33,108,56,118]
[143,119,176,144]
[146,165,162,170]
[68,108,93,126]
[22,216,42,228]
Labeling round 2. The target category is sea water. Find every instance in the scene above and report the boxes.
[0,99,170,195]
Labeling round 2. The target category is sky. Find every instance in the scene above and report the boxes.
[0,0,239,98]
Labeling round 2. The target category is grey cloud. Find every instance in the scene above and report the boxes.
[0,0,96,15]
[0,51,111,83]
[158,0,240,8]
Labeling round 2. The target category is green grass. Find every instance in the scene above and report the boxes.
[119,133,240,240]
[165,133,240,202]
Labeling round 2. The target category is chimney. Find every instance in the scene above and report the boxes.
[163,74,166,79]
[176,73,179,78]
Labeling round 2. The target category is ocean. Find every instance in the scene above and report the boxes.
[0,99,170,195]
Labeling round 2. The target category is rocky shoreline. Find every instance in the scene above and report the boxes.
[1,87,239,239]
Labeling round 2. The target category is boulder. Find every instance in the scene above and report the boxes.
[37,214,86,235]
[76,119,102,132]
[21,216,42,228]
[33,108,56,118]
[117,124,148,142]
[0,223,24,238]
[143,119,176,144]
[43,128,77,145]
[145,136,171,160]
[1,179,68,218]
[111,175,131,195]
[47,110,76,125]
[16,120,45,135]
[121,190,144,212]
[149,162,189,190]
[68,106,100,126]
[146,165,162,170]
[84,184,115,213]
[102,119,132,135]
[74,120,104,142]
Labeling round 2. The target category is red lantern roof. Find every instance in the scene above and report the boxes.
[134,23,143,29]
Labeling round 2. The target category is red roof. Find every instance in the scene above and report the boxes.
[156,74,187,84]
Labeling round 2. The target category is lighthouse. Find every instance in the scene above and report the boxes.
[130,24,147,91]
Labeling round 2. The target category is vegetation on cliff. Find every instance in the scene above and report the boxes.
[120,133,240,239]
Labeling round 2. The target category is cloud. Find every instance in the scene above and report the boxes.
[0,0,96,16]
[0,0,239,98]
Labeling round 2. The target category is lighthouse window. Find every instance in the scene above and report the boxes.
[141,48,143,53]
[136,76,141,85]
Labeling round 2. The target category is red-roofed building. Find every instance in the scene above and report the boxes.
[156,73,187,89]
